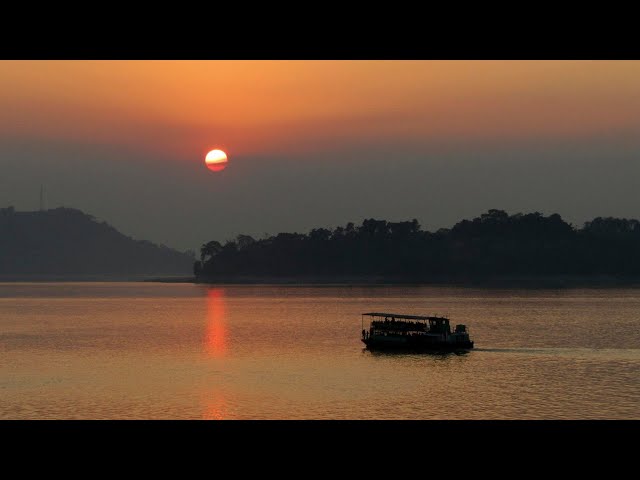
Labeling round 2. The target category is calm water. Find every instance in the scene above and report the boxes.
[1,282,638,419]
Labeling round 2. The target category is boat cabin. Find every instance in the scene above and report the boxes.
[361,312,474,350]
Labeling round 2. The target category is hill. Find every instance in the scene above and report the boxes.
[0,207,194,278]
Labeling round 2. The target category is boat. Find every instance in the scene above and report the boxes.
[361,312,474,351]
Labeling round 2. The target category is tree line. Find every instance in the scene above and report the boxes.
[194,209,640,280]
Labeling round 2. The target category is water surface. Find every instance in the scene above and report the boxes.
[1,282,638,419]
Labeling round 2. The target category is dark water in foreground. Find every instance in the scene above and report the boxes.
[1,282,638,419]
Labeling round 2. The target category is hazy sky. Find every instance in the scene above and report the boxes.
[2,60,640,251]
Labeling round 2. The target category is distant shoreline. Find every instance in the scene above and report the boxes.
[0,274,193,283]
[186,274,640,288]
[4,274,640,288]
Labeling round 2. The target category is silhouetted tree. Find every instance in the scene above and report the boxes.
[200,240,222,263]
[195,210,640,280]
[236,234,255,250]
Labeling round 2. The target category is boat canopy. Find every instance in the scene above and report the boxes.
[362,312,449,321]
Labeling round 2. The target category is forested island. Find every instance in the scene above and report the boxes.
[195,209,640,285]
[0,207,194,279]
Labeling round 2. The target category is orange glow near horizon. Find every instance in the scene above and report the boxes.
[3,61,640,159]
[205,149,228,171]
[204,288,227,357]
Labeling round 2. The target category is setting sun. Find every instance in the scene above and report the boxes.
[205,149,228,172]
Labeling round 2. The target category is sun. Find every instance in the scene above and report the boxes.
[205,149,228,172]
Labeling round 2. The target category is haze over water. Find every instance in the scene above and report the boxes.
[1,282,638,419]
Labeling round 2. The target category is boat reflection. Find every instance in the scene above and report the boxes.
[204,287,227,357]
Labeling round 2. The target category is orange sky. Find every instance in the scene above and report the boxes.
[2,60,640,159]
[3,61,640,251]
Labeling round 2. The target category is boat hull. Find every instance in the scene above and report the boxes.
[362,337,474,351]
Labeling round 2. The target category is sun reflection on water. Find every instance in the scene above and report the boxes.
[204,288,226,357]
[202,287,229,419]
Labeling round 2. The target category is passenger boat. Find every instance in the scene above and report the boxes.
[361,312,474,351]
